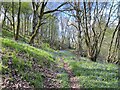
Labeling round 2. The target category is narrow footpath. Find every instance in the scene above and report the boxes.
[60,57,80,89]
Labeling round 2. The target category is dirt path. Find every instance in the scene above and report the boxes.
[60,57,80,89]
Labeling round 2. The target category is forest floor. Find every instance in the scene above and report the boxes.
[60,57,80,88]
[0,30,119,89]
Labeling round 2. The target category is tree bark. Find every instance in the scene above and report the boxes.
[29,2,67,44]
[15,0,21,40]
[12,1,15,37]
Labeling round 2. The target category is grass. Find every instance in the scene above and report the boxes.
[1,37,55,67]
[57,73,70,88]
[58,51,119,88]
[1,37,57,88]
[2,30,13,39]
[71,61,118,88]
[2,30,29,43]
[53,50,119,88]
[2,46,44,88]
[1,31,119,88]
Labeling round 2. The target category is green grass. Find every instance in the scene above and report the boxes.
[57,73,70,88]
[1,33,119,88]
[2,49,43,88]
[1,37,55,67]
[1,37,57,88]
[71,61,118,88]
[57,51,119,88]
[2,30,13,38]
[40,42,56,53]
[2,30,29,43]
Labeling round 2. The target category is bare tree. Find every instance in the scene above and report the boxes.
[82,2,114,61]
[29,1,67,44]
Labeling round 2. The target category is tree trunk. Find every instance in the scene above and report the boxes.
[118,4,120,64]
[2,8,7,29]
[29,20,41,44]
[118,24,120,65]
[12,1,15,37]
[15,0,21,40]
[107,24,119,62]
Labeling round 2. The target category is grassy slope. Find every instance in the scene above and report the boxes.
[0,30,119,88]
[56,50,119,88]
[0,37,56,88]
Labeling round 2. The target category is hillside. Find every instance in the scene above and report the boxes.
[1,1,120,89]
[0,35,119,89]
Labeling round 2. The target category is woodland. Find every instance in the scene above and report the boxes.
[0,0,120,89]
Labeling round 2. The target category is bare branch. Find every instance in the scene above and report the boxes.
[43,2,68,14]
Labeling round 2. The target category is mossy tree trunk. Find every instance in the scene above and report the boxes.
[29,1,67,44]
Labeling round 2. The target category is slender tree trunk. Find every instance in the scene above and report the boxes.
[15,0,21,40]
[107,24,119,62]
[118,3,120,64]
[24,16,26,36]
[2,8,7,29]
[22,15,24,35]
[27,17,29,35]
[83,2,95,61]
[118,24,120,65]
[12,1,15,37]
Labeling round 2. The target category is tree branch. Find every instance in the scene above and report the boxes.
[43,2,68,14]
